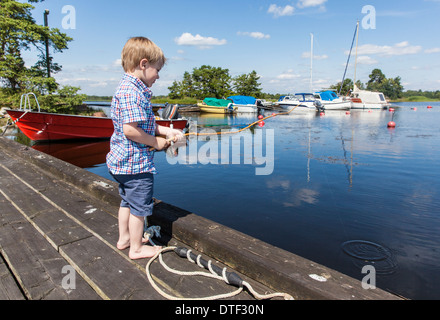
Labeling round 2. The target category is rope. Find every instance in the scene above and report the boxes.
[146,246,294,300]
[1,110,29,136]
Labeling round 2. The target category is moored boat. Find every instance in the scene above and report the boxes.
[5,109,188,142]
[277,93,318,111]
[349,85,391,109]
[314,91,351,110]
[197,98,237,114]
[226,95,259,113]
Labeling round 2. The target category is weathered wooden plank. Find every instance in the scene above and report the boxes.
[59,236,164,300]
[0,194,101,300]
[0,166,93,250]
[0,254,26,300]
[0,152,121,251]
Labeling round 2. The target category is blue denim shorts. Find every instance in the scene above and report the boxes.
[110,172,154,218]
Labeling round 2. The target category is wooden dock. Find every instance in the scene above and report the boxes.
[0,136,402,301]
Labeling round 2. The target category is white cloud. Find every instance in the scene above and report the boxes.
[297,0,328,8]
[276,69,301,80]
[237,31,270,39]
[301,52,328,60]
[425,48,440,54]
[174,32,227,49]
[356,55,379,65]
[267,4,295,18]
[348,41,422,57]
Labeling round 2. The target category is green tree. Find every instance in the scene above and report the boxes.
[366,69,403,100]
[380,76,404,100]
[0,0,72,94]
[192,65,231,99]
[232,70,262,97]
[329,78,364,96]
[168,65,232,99]
[366,68,386,92]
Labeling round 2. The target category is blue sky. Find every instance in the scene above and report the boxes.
[23,0,440,96]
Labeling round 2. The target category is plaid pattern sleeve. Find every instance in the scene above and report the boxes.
[106,73,157,175]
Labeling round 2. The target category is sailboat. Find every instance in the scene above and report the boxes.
[348,21,390,109]
[309,34,351,111]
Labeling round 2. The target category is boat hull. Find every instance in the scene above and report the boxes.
[234,104,259,113]
[350,100,389,109]
[6,109,187,141]
[277,102,316,110]
[320,101,351,110]
[197,103,237,114]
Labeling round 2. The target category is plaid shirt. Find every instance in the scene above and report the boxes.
[106,73,157,175]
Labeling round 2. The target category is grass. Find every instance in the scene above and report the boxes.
[391,96,439,102]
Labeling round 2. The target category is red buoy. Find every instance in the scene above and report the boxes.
[427,105,433,109]
[258,115,264,120]
[258,121,265,127]
[320,112,325,116]
[387,121,396,128]
[389,108,395,112]
[346,111,350,115]
[412,107,417,111]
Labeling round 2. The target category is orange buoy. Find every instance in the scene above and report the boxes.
[387,121,396,128]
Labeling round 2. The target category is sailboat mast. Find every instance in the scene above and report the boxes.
[353,20,360,86]
[310,33,313,93]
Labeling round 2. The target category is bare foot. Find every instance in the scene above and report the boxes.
[117,237,149,250]
[129,245,162,260]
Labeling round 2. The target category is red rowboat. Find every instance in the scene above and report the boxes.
[5,109,188,141]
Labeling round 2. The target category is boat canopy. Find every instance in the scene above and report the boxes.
[295,93,315,102]
[227,95,256,105]
[203,98,232,107]
[316,91,339,101]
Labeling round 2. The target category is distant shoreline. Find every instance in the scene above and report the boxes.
[85,96,439,104]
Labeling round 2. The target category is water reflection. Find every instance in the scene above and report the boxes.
[32,139,110,168]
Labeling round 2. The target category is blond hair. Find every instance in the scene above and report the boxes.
[121,37,166,73]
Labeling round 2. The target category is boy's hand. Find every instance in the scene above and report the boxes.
[167,129,185,142]
[153,136,171,151]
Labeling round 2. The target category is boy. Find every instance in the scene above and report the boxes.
[107,37,183,259]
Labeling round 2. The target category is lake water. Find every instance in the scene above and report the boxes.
[8,101,440,299]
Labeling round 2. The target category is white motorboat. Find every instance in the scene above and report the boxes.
[314,91,351,110]
[227,95,259,113]
[277,93,318,111]
[350,85,391,109]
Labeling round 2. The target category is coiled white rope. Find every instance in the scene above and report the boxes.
[145,246,294,301]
